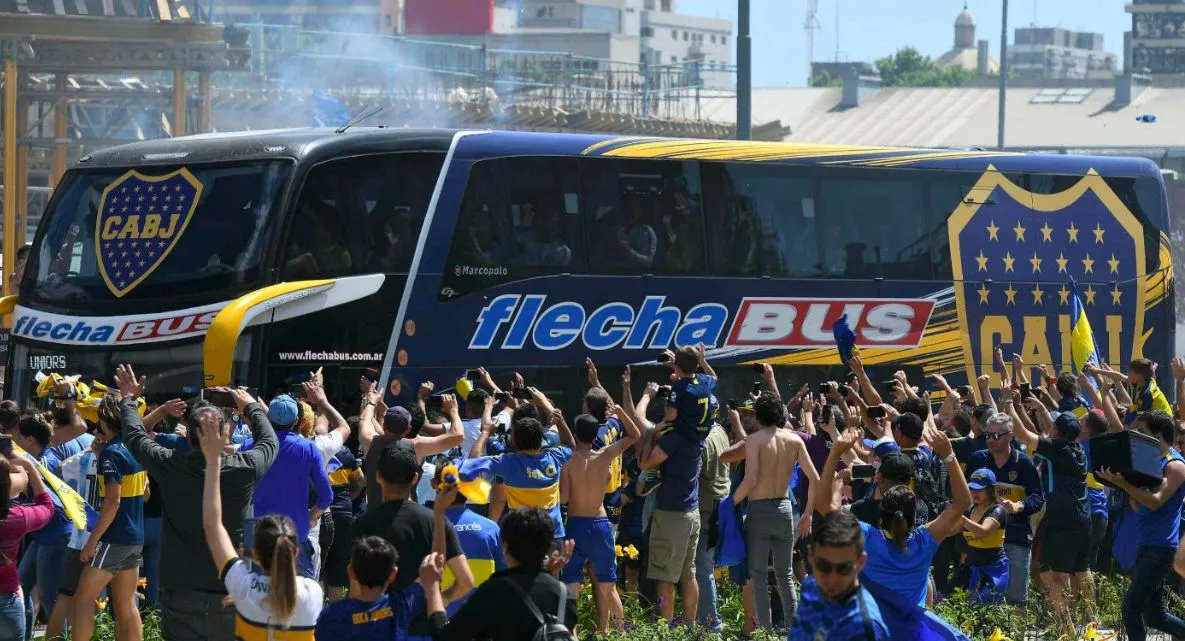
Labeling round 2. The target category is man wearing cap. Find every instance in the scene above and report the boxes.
[848,450,929,529]
[362,393,464,513]
[1010,398,1092,638]
[965,412,1043,607]
[249,393,333,579]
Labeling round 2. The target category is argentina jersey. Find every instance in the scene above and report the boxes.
[60,449,101,550]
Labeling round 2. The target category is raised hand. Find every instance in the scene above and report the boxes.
[114,364,146,398]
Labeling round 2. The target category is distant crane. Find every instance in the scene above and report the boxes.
[804,0,821,83]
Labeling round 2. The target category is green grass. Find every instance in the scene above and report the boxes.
[74,572,1181,641]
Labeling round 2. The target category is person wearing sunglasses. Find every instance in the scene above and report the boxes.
[964,413,1043,608]
[788,510,889,641]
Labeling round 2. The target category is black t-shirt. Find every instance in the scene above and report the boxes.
[1035,437,1090,531]
[350,498,463,593]
[848,485,929,529]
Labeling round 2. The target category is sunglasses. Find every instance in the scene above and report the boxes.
[813,558,858,576]
[986,432,1011,441]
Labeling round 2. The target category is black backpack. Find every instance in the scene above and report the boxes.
[506,577,576,641]
[911,448,950,517]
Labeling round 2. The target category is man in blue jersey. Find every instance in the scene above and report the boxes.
[316,536,417,641]
[431,464,504,616]
[789,510,889,641]
[965,413,1044,606]
[1098,411,1185,641]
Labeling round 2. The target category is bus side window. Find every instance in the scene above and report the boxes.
[818,171,931,280]
[701,162,816,278]
[580,158,706,275]
[283,152,445,279]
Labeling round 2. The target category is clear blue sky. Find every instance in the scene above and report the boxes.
[677,0,1129,87]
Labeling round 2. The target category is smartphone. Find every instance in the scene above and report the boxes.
[1020,382,1032,401]
[751,381,762,395]
[494,391,511,403]
[464,369,480,379]
[362,367,379,383]
[851,464,877,480]
[512,387,533,400]
[955,385,973,398]
[751,363,765,374]
[656,385,672,398]
[727,398,738,410]
[657,352,672,364]
[867,405,886,419]
[0,435,12,458]
[816,383,830,395]
[426,395,445,410]
[203,388,236,407]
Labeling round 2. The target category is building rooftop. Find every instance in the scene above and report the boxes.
[696,84,1185,148]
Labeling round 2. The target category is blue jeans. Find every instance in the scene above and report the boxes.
[296,540,316,580]
[143,516,163,608]
[0,591,24,641]
[695,508,718,627]
[1123,546,1185,641]
[1003,543,1031,605]
[18,533,69,637]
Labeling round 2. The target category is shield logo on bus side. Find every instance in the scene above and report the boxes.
[948,168,1147,387]
[94,168,204,298]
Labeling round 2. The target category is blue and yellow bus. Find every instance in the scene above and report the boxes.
[2,129,1174,406]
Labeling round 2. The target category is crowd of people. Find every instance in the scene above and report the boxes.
[4,343,1185,640]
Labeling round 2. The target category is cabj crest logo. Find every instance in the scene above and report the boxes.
[949,168,1147,385]
[94,168,203,298]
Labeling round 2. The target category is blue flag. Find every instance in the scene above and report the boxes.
[862,575,971,641]
[833,313,859,365]
[313,92,350,128]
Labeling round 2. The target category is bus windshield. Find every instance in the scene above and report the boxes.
[26,161,290,305]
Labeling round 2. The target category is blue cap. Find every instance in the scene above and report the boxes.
[384,406,412,437]
[862,435,900,459]
[968,468,997,491]
[268,394,299,428]
[1054,412,1082,439]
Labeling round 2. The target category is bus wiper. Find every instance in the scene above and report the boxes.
[335,105,385,134]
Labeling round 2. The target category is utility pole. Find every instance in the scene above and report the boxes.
[997,0,1008,150]
[737,0,751,140]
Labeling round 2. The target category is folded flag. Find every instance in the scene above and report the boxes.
[454,457,495,505]
[715,497,747,568]
[833,313,860,366]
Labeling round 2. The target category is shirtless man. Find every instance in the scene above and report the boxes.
[732,391,819,631]
[560,404,640,632]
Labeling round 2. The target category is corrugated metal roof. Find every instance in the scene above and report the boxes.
[698,85,1185,148]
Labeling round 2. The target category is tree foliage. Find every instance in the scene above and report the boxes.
[874,46,974,87]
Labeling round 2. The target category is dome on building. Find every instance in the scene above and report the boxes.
[955,5,976,28]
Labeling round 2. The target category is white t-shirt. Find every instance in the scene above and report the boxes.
[221,557,323,639]
[313,432,344,466]
[60,450,100,550]
[460,411,511,455]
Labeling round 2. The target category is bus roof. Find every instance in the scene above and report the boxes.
[75,128,1163,179]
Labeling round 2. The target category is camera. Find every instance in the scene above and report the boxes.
[656,385,672,399]
[867,406,886,419]
[816,383,831,395]
[751,381,762,395]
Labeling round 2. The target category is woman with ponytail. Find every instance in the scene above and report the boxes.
[0,452,55,640]
[198,392,323,639]
[818,423,973,639]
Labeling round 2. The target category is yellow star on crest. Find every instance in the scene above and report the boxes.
[1084,285,1097,305]
[1002,252,1016,272]
[986,220,1000,241]
[1031,284,1044,305]
[1107,254,1120,274]
[975,251,989,272]
[1055,253,1069,273]
[977,284,990,304]
[1040,223,1053,242]
[1013,221,1027,242]
[1093,224,1105,244]
[1058,285,1071,305]
[1111,285,1123,305]
[1067,223,1080,243]
[1082,254,1095,274]
[1029,252,1042,273]
[1004,284,1017,305]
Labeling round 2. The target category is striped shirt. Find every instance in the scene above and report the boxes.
[97,438,146,546]
[221,556,323,641]
[60,449,100,550]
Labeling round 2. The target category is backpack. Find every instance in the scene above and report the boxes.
[505,576,576,641]
[910,448,949,518]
